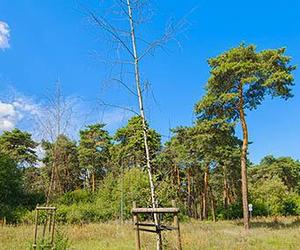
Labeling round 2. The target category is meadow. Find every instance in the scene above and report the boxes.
[1,217,300,250]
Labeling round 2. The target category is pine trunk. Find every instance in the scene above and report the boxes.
[187,169,191,216]
[210,190,216,222]
[198,192,203,221]
[238,84,250,230]
[177,166,181,194]
[202,166,209,220]
[223,165,229,209]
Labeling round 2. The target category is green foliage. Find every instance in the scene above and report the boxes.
[18,153,300,224]
[249,177,300,216]
[0,153,23,205]
[25,168,176,224]
[195,44,295,120]
[248,156,300,216]
[55,189,95,205]
[0,153,26,222]
[194,44,296,226]
[28,228,70,250]
[43,135,81,194]
[96,167,151,219]
[54,228,70,250]
[250,156,300,193]
[0,128,38,167]
[114,116,161,169]
[0,152,45,223]
[23,166,48,202]
[217,202,243,220]
[0,45,298,224]
[78,123,112,188]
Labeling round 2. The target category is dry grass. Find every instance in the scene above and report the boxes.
[1,217,300,249]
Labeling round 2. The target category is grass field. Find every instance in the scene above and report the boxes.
[1,217,300,250]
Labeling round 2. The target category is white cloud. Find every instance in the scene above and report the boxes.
[0,87,132,136]
[0,98,40,132]
[0,21,10,50]
[0,101,17,130]
[12,98,40,115]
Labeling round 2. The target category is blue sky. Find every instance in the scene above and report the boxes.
[0,0,299,163]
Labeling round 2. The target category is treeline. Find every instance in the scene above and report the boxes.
[0,44,298,224]
[1,119,300,223]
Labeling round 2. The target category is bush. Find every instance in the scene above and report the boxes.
[27,168,178,224]
[55,189,95,205]
[0,205,29,224]
[94,168,150,220]
[217,202,243,220]
[282,193,300,216]
[249,177,300,216]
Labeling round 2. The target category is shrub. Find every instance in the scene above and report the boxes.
[249,177,300,216]
[39,168,178,223]
[55,189,95,205]
[217,202,243,220]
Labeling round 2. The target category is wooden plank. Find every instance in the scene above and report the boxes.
[36,207,57,210]
[135,222,156,227]
[132,207,179,213]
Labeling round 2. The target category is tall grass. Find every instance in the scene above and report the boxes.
[1,217,300,249]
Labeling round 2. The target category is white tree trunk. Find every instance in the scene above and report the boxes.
[126,0,162,249]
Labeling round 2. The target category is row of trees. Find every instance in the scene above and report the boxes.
[1,118,300,223]
[0,44,297,227]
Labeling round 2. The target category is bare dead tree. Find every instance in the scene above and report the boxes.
[126,1,163,248]
[85,1,189,249]
[36,81,78,204]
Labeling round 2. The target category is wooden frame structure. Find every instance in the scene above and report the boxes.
[33,206,57,250]
[132,200,182,250]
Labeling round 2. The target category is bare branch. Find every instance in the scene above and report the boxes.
[97,99,139,116]
[110,78,137,96]
[87,9,135,58]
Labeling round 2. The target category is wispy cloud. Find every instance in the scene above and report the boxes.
[0,96,41,132]
[0,101,17,130]
[0,87,132,136]
[0,21,10,50]
[102,109,130,125]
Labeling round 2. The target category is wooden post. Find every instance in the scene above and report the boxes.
[133,202,141,250]
[155,200,163,249]
[33,207,39,250]
[50,210,56,247]
[172,200,182,250]
[48,212,52,233]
